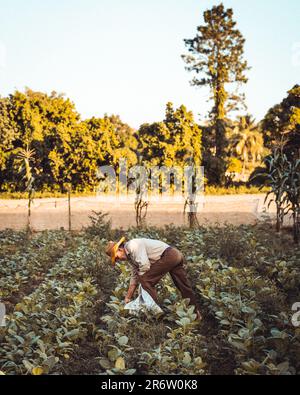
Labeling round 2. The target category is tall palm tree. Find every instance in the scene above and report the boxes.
[230,115,264,176]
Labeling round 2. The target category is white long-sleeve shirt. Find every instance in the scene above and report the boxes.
[124,238,170,286]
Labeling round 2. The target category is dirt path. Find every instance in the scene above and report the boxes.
[0,194,280,230]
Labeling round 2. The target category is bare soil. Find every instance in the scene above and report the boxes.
[0,194,278,230]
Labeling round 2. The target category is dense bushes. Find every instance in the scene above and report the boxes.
[0,91,203,194]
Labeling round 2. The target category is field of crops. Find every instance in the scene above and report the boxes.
[0,218,299,375]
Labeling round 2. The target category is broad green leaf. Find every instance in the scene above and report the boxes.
[22,360,34,372]
[178,317,191,326]
[115,357,125,370]
[99,358,111,369]
[118,336,129,346]
[182,352,191,366]
[108,348,120,362]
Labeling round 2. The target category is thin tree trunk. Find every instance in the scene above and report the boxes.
[276,203,282,233]
[184,198,200,229]
[68,186,71,232]
[293,208,299,244]
[27,190,32,233]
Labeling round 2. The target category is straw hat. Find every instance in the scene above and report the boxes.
[105,236,126,264]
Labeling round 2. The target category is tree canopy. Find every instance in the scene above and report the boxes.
[0,91,202,193]
[0,89,138,192]
[262,85,300,156]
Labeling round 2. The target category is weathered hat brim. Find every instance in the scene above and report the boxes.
[109,236,126,264]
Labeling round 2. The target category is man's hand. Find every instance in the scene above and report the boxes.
[125,283,138,304]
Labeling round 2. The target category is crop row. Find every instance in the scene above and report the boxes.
[0,231,68,301]
[0,236,106,375]
[91,263,207,375]
[191,257,300,375]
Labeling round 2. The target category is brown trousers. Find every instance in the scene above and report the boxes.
[138,247,199,310]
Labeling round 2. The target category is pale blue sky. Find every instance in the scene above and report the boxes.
[0,0,299,128]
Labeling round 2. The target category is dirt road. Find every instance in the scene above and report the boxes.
[0,194,281,231]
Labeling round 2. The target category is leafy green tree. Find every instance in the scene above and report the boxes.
[0,89,136,193]
[10,89,44,147]
[0,89,203,195]
[137,103,202,168]
[84,115,138,194]
[136,103,202,194]
[182,3,249,184]
[164,103,202,167]
[48,122,98,192]
[0,97,19,189]
[135,122,170,166]
[4,89,81,191]
[84,115,137,169]
[262,85,300,156]
[103,114,138,169]
[201,122,229,185]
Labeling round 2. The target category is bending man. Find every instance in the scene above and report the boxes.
[105,237,202,320]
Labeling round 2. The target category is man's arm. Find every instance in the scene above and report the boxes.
[125,263,139,303]
[124,240,150,303]
[125,282,138,303]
